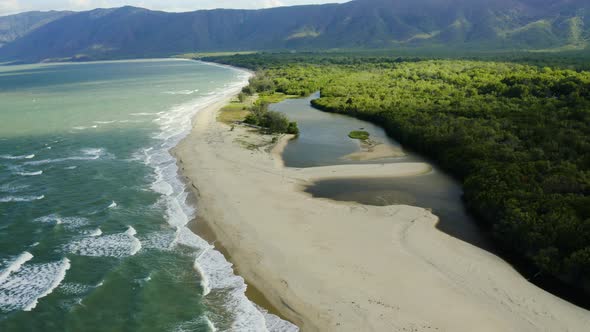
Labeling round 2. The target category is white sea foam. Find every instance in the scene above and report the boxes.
[108,201,118,209]
[35,215,90,230]
[136,67,293,330]
[25,148,107,166]
[173,317,217,332]
[206,318,217,332]
[130,112,157,116]
[142,67,295,330]
[88,228,102,237]
[255,304,300,332]
[163,89,199,95]
[193,258,211,296]
[0,195,44,203]
[23,258,71,311]
[64,166,78,170]
[17,170,42,176]
[0,258,71,312]
[59,282,92,296]
[0,252,34,284]
[75,125,99,130]
[196,249,272,332]
[81,148,105,156]
[139,231,176,251]
[174,227,211,250]
[0,154,35,160]
[64,226,141,257]
[94,120,117,124]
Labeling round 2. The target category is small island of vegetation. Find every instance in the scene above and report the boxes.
[348,130,370,141]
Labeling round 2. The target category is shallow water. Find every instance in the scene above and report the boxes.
[271,93,492,250]
[271,93,419,167]
[0,60,296,331]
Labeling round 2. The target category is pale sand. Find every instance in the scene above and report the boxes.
[342,142,406,161]
[293,163,431,181]
[173,97,590,331]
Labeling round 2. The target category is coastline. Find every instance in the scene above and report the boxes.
[173,77,590,331]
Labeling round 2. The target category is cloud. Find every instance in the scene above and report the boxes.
[0,0,20,13]
[262,0,286,8]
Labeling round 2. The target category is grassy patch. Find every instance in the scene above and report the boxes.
[218,102,250,124]
[258,92,298,104]
[348,130,370,141]
[218,94,259,124]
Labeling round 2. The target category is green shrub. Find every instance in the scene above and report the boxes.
[243,113,259,126]
[242,85,255,95]
[287,121,299,135]
[263,111,290,133]
[242,101,298,134]
[348,130,370,140]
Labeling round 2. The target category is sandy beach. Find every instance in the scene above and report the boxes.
[173,93,590,331]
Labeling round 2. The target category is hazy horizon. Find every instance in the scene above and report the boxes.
[0,0,349,16]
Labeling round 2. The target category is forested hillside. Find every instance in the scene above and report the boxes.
[0,0,589,62]
[0,11,71,48]
[205,53,590,296]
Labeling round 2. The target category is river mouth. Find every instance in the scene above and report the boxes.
[271,93,493,251]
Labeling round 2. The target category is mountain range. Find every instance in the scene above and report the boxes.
[0,10,71,48]
[0,0,588,63]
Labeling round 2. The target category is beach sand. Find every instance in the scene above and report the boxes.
[173,96,590,331]
[342,141,406,161]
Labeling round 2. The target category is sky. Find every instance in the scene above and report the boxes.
[0,0,349,16]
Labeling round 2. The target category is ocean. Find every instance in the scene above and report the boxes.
[0,59,295,331]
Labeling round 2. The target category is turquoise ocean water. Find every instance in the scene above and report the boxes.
[0,59,295,331]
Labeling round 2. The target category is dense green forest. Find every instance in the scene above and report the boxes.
[204,53,590,295]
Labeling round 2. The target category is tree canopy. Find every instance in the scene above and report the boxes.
[206,53,590,295]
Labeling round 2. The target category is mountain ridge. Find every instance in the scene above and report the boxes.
[0,0,588,62]
[0,10,72,48]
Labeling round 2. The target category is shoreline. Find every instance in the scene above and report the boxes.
[174,73,590,331]
[189,214,291,323]
[168,68,303,329]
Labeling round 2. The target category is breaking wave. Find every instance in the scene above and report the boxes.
[0,258,71,312]
[0,195,44,203]
[0,154,35,160]
[64,226,142,257]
